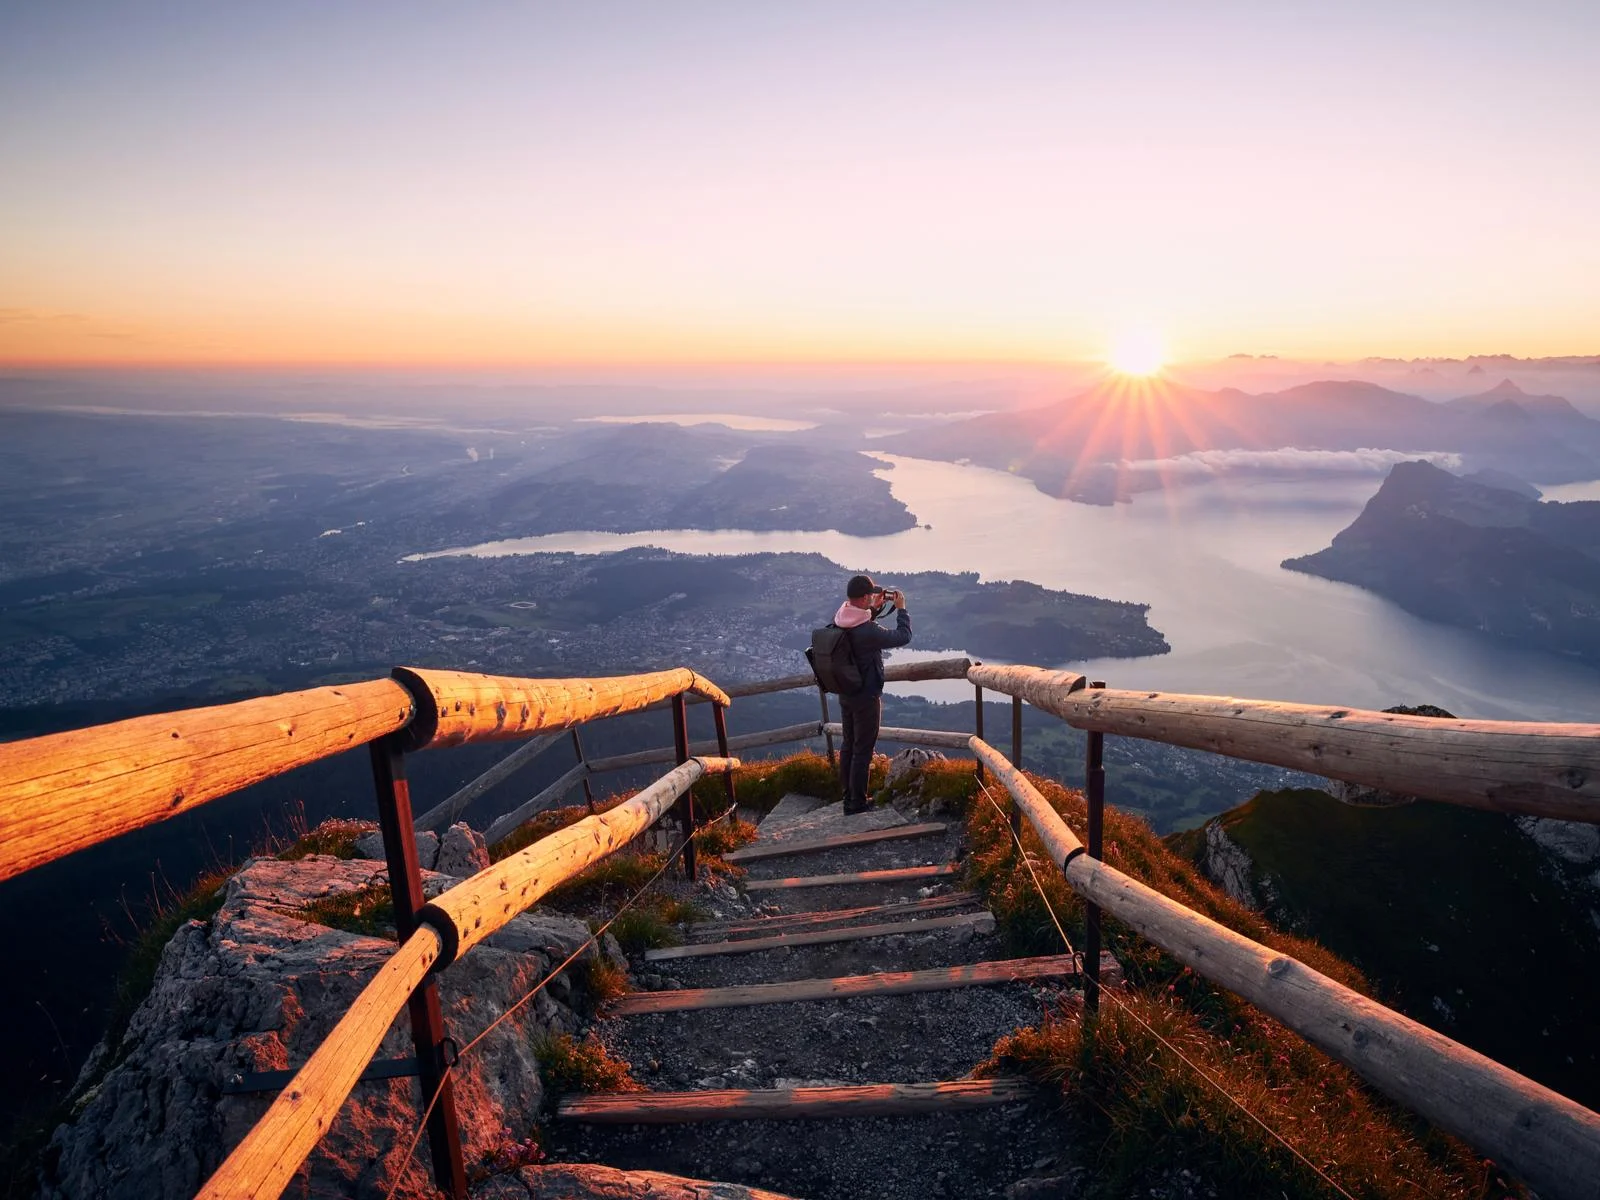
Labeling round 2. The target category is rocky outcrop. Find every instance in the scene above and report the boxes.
[352,820,490,878]
[1202,821,1260,909]
[43,852,615,1200]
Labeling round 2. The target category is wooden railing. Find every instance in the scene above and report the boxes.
[195,755,738,1200]
[0,666,730,884]
[969,663,1600,824]
[12,651,1600,1199]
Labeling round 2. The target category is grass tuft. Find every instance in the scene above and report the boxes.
[981,992,1498,1199]
[297,883,396,940]
[605,908,682,954]
[276,818,375,861]
[533,1031,643,1096]
[964,767,1508,1199]
[575,954,631,1007]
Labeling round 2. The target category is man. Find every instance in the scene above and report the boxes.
[832,573,912,814]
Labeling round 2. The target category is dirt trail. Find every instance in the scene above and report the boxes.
[545,793,1090,1200]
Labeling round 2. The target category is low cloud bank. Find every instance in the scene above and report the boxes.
[1119,447,1462,475]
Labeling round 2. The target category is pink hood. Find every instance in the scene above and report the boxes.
[834,602,873,629]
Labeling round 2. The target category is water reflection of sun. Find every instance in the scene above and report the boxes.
[1107,329,1165,377]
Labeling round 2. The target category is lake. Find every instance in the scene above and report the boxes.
[411,455,1600,722]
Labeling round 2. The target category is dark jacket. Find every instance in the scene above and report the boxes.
[845,606,912,698]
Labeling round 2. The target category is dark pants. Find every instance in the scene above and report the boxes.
[837,691,882,809]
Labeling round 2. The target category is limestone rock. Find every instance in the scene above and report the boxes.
[437,822,492,878]
[43,854,601,1200]
[1517,816,1600,867]
[354,828,440,869]
[887,746,945,787]
[1202,821,1259,909]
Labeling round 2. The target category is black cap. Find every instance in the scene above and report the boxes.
[846,574,880,599]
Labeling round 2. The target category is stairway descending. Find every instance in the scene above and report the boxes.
[547,791,1108,1200]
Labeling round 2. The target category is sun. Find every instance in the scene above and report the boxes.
[1107,329,1166,377]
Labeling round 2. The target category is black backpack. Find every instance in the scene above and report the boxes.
[806,624,863,695]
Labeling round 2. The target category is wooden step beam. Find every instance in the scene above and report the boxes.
[643,910,994,961]
[557,1078,1032,1123]
[725,822,948,864]
[690,893,979,941]
[744,864,959,892]
[612,952,1105,1014]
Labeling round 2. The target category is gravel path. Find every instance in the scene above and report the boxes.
[545,792,1091,1200]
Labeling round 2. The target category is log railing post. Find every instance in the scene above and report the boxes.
[1010,696,1024,845]
[712,702,737,817]
[818,687,837,768]
[671,695,696,880]
[369,737,467,1200]
[1083,681,1106,1013]
[571,727,597,814]
[973,683,986,784]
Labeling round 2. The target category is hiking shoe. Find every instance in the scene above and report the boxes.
[842,800,871,815]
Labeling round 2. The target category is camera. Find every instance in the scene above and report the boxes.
[871,587,899,619]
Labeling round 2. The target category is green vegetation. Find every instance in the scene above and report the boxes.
[1178,788,1600,1108]
[298,883,396,940]
[277,817,375,861]
[952,762,1497,1199]
[532,1032,643,1097]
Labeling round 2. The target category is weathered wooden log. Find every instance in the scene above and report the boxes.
[969,737,1084,865]
[743,863,959,891]
[412,730,566,833]
[690,892,979,939]
[610,953,1102,1015]
[558,1079,1031,1123]
[723,821,948,863]
[0,679,413,883]
[643,910,994,960]
[421,757,738,963]
[971,664,1600,824]
[195,926,442,1200]
[483,761,593,846]
[520,1164,799,1200]
[585,721,822,775]
[974,738,1600,1200]
[822,722,974,750]
[393,667,731,751]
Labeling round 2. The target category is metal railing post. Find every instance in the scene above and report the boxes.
[671,695,696,880]
[1010,696,1024,844]
[818,686,837,767]
[369,738,467,1200]
[973,683,985,784]
[1083,680,1107,1013]
[571,727,597,813]
[712,701,737,817]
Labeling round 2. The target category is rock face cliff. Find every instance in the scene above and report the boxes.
[1283,460,1600,661]
[41,851,616,1199]
[1175,787,1600,1109]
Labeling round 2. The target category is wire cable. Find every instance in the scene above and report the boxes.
[974,780,1361,1200]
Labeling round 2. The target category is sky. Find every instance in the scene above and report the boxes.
[2,1,1598,367]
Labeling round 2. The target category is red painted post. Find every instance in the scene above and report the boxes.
[1083,681,1107,1013]
[1010,696,1024,845]
[712,701,737,818]
[973,683,986,784]
[571,727,597,813]
[369,738,467,1200]
[671,695,696,880]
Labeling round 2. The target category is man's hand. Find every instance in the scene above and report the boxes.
[890,588,906,608]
